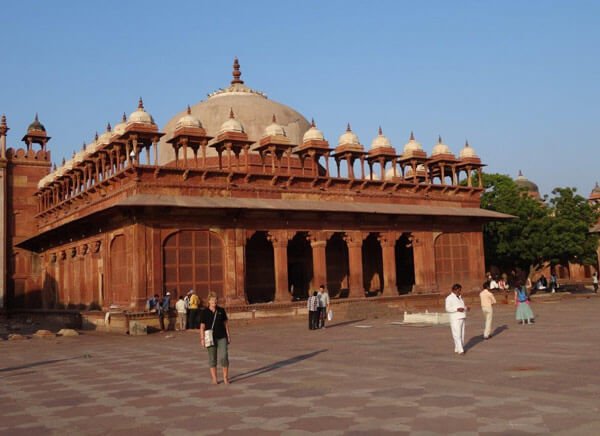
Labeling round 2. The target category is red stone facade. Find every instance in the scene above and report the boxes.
[2,62,511,312]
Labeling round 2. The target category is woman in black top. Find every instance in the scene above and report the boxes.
[200,293,231,384]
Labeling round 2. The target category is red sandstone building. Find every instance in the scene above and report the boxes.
[1,59,511,312]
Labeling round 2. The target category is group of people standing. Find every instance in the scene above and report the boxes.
[147,289,202,331]
[445,279,536,355]
[307,285,331,330]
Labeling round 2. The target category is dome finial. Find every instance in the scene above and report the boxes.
[465,139,470,147]
[272,114,277,123]
[186,105,191,115]
[311,118,316,128]
[378,126,383,135]
[346,123,351,132]
[0,114,6,128]
[94,131,99,141]
[122,112,127,122]
[82,141,86,151]
[410,131,415,141]
[438,135,442,144]
[518,169,523,177]
[138,97,144,110]
[231,57,244,85]
[106,122,112,132]
[52,163,57,171]
[35,113,39,122]
[229,107,235,119]
[61,157,65,165]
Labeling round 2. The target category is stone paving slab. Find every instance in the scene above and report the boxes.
[1,297,600,435]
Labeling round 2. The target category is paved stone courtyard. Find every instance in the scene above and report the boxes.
[2,296,600,435]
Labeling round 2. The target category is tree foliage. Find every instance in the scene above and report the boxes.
[480,174,599,273]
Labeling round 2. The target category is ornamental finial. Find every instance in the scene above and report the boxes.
[231,57,244,85]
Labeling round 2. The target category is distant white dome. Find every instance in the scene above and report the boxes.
[459,140,478,159]
[262,114,286,138]
[303,119,325,142]
[129,98,153,124]
[403,132,423,155]
[176,105,203,129]
[219,109,245,134]
[370,127,392,149]
[432,135,452,156]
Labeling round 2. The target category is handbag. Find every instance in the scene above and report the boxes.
[204,309,218,348]
[327,309,333,321]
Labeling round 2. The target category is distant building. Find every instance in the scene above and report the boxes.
[1,59,510,311]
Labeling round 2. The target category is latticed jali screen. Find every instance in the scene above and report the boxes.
[163,230,224,300]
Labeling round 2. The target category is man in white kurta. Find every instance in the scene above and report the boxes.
[445,283,467,354]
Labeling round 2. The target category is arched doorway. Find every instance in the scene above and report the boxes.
[434,233,469,290]
[288,232,313,300]
[362,233,383,295]
[326,232,349,298]
[163,230,225,301]
[395,233,415,294]
[245,231,275,304]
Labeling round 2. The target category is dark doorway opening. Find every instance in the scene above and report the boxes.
[288,232,313,300]
[245,231,275,304]
[395,233,415,294]
[326,232,349,298]
[362,233,383,296]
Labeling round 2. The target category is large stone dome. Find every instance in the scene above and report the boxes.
[158,59,311,164]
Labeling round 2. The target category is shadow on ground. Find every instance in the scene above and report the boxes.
[230,349,327,383]
[464,324,508,352]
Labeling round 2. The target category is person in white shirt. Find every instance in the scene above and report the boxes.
[175,296,187,331]
[445,283,469,355]
[317,285,330,328]
[479,281,497,339]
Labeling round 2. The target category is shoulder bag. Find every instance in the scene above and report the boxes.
[204,309,217,348]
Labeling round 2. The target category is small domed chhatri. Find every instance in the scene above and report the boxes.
[337,123,363,151]
[113,113,128,136]
[302,118,325,142]
[262,114,286,138]
[176,105,203,130]
[219,108,245,134]
[432,135,453,157]
[27,113,46,132]
[128,97,153,125]
[459,140,478,159]
[370,126,392,150]
[402,132,425,157]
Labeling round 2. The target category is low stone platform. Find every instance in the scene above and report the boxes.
[1,295,600,435]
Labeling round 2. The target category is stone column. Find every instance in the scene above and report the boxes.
[308,231,328,289]
[224,228,247,305]
[344,231,365,298]
[268,231,291,302]
[0,116,8,309]
[412,231,437,294]
[379,231,399,295]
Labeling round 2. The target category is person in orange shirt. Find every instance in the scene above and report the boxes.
[479,281,497,339]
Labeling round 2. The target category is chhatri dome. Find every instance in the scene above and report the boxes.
[432,135,452,156]
[159,58,310,164]
[337,123,362,150]
[129,98,154,125]
[175,105,203,130]
[370,126,392,149]
[302,118,325,142]
[28,113,46,132]
[262,114,286,138]
[459,140,478,159]
[219,108,245,134]
[402,132,423,156]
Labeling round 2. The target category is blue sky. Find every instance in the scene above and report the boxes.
[1,0,598,197]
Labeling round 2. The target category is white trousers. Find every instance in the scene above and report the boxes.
[482,307,493,338]
[450,318,465,353]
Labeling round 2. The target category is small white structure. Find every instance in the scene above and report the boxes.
[403,310,450,325]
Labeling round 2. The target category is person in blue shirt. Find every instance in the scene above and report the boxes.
[514,281,534,325]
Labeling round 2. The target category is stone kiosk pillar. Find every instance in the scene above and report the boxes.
[412,231,437,293]
[344,231,365,298]
[379,231,399,295]
[268,231,291,302]
[308,231,328,289]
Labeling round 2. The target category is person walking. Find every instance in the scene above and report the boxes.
[515,282,535,325]
[550,272,558,293]
[445,283,468,355]
[593,272,598,293]
[184,290,192,329]
[307,291,319,330]
[200,293,231,385]
[188,290,200,329]
[317,285,330,328]
[479,281,497,339]
[175,295,187,331]
[160,292,171,331]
